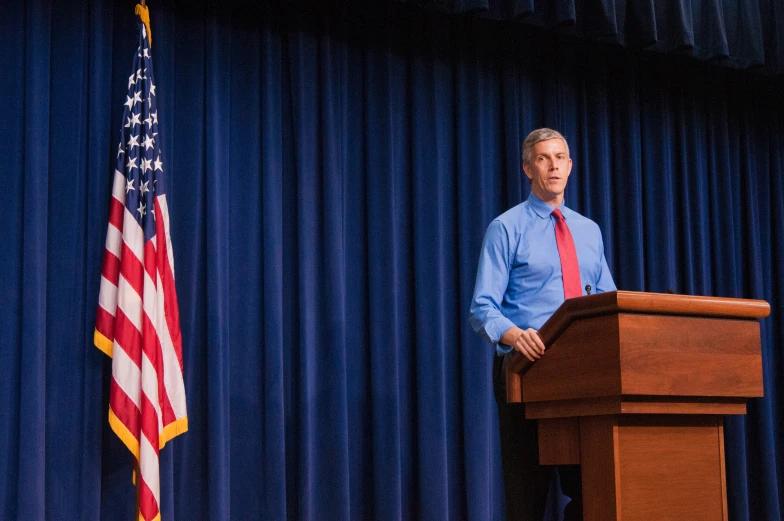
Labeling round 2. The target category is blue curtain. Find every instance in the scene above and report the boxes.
[1,1,783,520]
[398,0,784,74]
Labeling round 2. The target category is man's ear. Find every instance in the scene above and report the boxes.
[522,162,533,181]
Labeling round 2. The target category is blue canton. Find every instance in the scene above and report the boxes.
[117,23,166,242]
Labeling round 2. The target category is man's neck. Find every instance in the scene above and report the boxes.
[531,188,564,207]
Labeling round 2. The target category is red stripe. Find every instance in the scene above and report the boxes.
[114,308,142,368]
[109,197,124,231]
[120,241,144,297]
[140,392,160,457]
[137,475,160,521]
[155,197,185,369]
[109,378,141,439]
[101,250,121,286]
[143,239,158,290]
[95,305,116,341]
[141,311,177,427]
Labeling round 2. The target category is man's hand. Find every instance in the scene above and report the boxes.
[501,326,546,362]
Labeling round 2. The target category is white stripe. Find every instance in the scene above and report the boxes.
[112,341,142,409]
[143,262,158,323]
[112,169,127,202]
[122,206,145,262]
[141,268,166,434]
[138,431,161,505]
[117,275,143,332]
[141,344,165,435]
[157,195,176,280]
[156,272,188,420]
[105,224,123,260]
[98,276,118,316]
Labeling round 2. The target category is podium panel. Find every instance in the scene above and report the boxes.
[581,415,727,521]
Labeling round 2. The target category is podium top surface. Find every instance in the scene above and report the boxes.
[507,290,769,377]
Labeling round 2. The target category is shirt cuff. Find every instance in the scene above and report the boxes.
[484,316,517,345]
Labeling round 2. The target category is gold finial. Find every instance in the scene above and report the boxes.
[135,4,152,47]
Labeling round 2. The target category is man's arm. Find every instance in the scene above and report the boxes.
[594,233,617,293]
[469,220,545,361]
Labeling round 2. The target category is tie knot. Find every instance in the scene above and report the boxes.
[551,208,564,221]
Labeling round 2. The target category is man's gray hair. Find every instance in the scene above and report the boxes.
[522,128,570,165]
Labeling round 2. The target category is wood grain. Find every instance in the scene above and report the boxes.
[526,396,747,419]
[579,416,622,521]
[522,314,621,402]
[506,291,769,383]
[616,416,726,521]
[618,314,763,397]
[537,417,580,465]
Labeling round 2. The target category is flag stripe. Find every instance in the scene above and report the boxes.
[105,217,124,259]
[154,198,184,369]
[137,472,159,521]
[120,242,145,297]
[139,392,161,458]
[122,206,145,262]
[109,196,125,231]
[110,378,141,443]
[118,276,144,332]
[143,307,177,428]
[98,275,119,315]
[112,342,142,410]
[102,250,121,286]
[95,304,116,344]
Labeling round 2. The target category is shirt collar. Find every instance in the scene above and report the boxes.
[527,191,567,219]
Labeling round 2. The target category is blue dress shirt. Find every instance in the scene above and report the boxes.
[469,192,616,355]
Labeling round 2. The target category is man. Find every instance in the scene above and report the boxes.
[469,128,616,521]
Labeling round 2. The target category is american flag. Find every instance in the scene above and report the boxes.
[94,8,187,521]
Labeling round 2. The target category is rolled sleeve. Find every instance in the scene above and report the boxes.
[469,220,516,346]
[594,233,617,293]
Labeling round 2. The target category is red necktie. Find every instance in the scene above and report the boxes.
[552,209,582,299]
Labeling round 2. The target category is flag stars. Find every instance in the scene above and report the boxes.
[151,111,158,125]
[141,157,153,173]
[125,112,141,128]
[127,156,138,170]
[143,48,150,58]
[149,83,156,97]
[124,95,135,109]
[140,179,150,195]
[127,134,140,149]
[126,178,135,193]
[128,74,136,90]
[143,135,155,150]
[117,142,124,158]
[132,91,143,106]
[154,156,163,172]
[137,201,146,217]
[144,115,153,127]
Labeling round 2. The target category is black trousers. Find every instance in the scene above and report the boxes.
[493,355,583,521]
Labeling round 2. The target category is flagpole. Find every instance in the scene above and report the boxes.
[135,463,141,521]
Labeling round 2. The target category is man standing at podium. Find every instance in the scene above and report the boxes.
[469,128,616,521]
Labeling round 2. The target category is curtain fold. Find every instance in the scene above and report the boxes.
[3,1,784,520]
[399,0,784,74]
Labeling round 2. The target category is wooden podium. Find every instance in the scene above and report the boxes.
[504,291,770,521]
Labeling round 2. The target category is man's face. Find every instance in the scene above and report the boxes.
[523,138,572,204]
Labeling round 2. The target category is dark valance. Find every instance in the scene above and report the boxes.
[395,0,784,74]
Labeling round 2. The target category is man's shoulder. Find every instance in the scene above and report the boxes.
[493,201,530,229]
[563,206,602,232]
